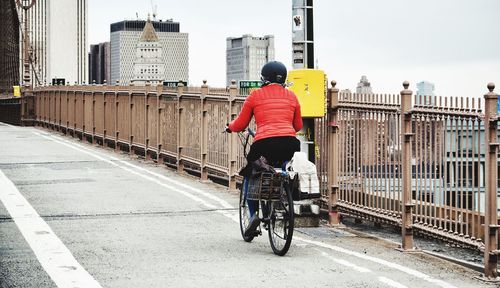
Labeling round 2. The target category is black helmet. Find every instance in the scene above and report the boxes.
[261,61,287,86]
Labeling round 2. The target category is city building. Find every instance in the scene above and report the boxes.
[16,0,88,86]
[88,42,110,85]
[0,0,19,95]
[416,81,436,106]
[110,18,188,85]
[356,75,373,94]
[226,34,275,86]
[131,19,165,85]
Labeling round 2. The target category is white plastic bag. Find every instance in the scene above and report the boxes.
[286,152,320,194]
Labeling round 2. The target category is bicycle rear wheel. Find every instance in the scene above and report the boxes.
[239,179,255,242]
[268,183,294,256]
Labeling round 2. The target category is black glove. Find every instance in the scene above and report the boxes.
[225,125,232,133]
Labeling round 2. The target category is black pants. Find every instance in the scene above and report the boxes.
[246,136,300,166]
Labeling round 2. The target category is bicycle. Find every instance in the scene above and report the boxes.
[235,128,295,256]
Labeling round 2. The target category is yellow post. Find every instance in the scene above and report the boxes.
[13,86,21,97]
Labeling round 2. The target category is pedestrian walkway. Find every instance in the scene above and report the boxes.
[0,123,491,288]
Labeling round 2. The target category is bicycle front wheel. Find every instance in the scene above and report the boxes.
[239,179,254,242]
[268,183,294,256]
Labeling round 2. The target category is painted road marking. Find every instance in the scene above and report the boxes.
[320,251,372,273]
[378,276,409,288]
[298,236,456,288]
[0,170,103,288]
[319,251,410,288]
[33,129,457,288]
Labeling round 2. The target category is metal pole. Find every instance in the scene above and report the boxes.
[328,80,340,224]
[200,80,209,181]
[228,80,238,191]
[483,83,499,279]
[400,81,415,250]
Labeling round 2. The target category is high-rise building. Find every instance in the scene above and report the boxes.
[226,34,274,86]
[131,19,165,85]
[110,18,188,85]
[89,42,110,85]
[0,0,19,95]
[416,81,436,106]
[416,81,435,96]
[16,0,88,86]
[356,75,373,94]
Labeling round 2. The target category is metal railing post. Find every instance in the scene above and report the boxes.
[228,80,238,190]
[328,80,340,225]
[157,84,164,165]
[92,87,97,144]
[400,81,415,250]
[200,80,209,181]
[114,81,120,152]
[145,82,151,161]
[128,83,134,155]
[483,82,499,279]
[177,81,185,173]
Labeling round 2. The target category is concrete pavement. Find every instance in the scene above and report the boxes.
[0,123,491,288]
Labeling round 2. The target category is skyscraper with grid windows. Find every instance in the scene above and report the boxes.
[226,35,275,86]
[110,18,188,85]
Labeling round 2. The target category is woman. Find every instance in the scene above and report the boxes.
[226,61,303,237]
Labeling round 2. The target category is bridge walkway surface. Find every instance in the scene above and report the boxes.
[0,123,491,288]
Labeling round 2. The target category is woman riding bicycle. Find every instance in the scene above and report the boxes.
[225,61,303,237]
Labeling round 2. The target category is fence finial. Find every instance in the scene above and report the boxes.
[331,80,337,88]
[487,82,495,93]
[403,81,410,90]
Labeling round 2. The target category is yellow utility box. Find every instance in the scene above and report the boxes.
[287,69,326,118]
[13,86,21,97]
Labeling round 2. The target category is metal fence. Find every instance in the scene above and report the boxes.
[31,80,499,277]
[324,81,499,278]
[0,97,21,125]
[31,82,250,190]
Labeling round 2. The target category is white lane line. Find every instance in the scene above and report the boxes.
[32,129,456,288]
[320,251,372,273]
[32,131,239,223]
[32,132,219,210]
[36,131,234,209]
[319,251,409,287]
[0,170,103,288]
[296,236,456,288]
[378,276,409,288]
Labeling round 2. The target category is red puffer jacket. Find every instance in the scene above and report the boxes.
[228,84,303,142]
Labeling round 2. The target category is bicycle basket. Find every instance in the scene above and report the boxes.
[247,172,285,201]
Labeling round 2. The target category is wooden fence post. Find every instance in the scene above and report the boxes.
[400,81,415,251]
[328,80,340,225]
[200,80,209,181]
[228,80,238,190]
[483,82,499,279]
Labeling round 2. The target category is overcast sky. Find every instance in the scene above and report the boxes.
[89,0,500,97]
